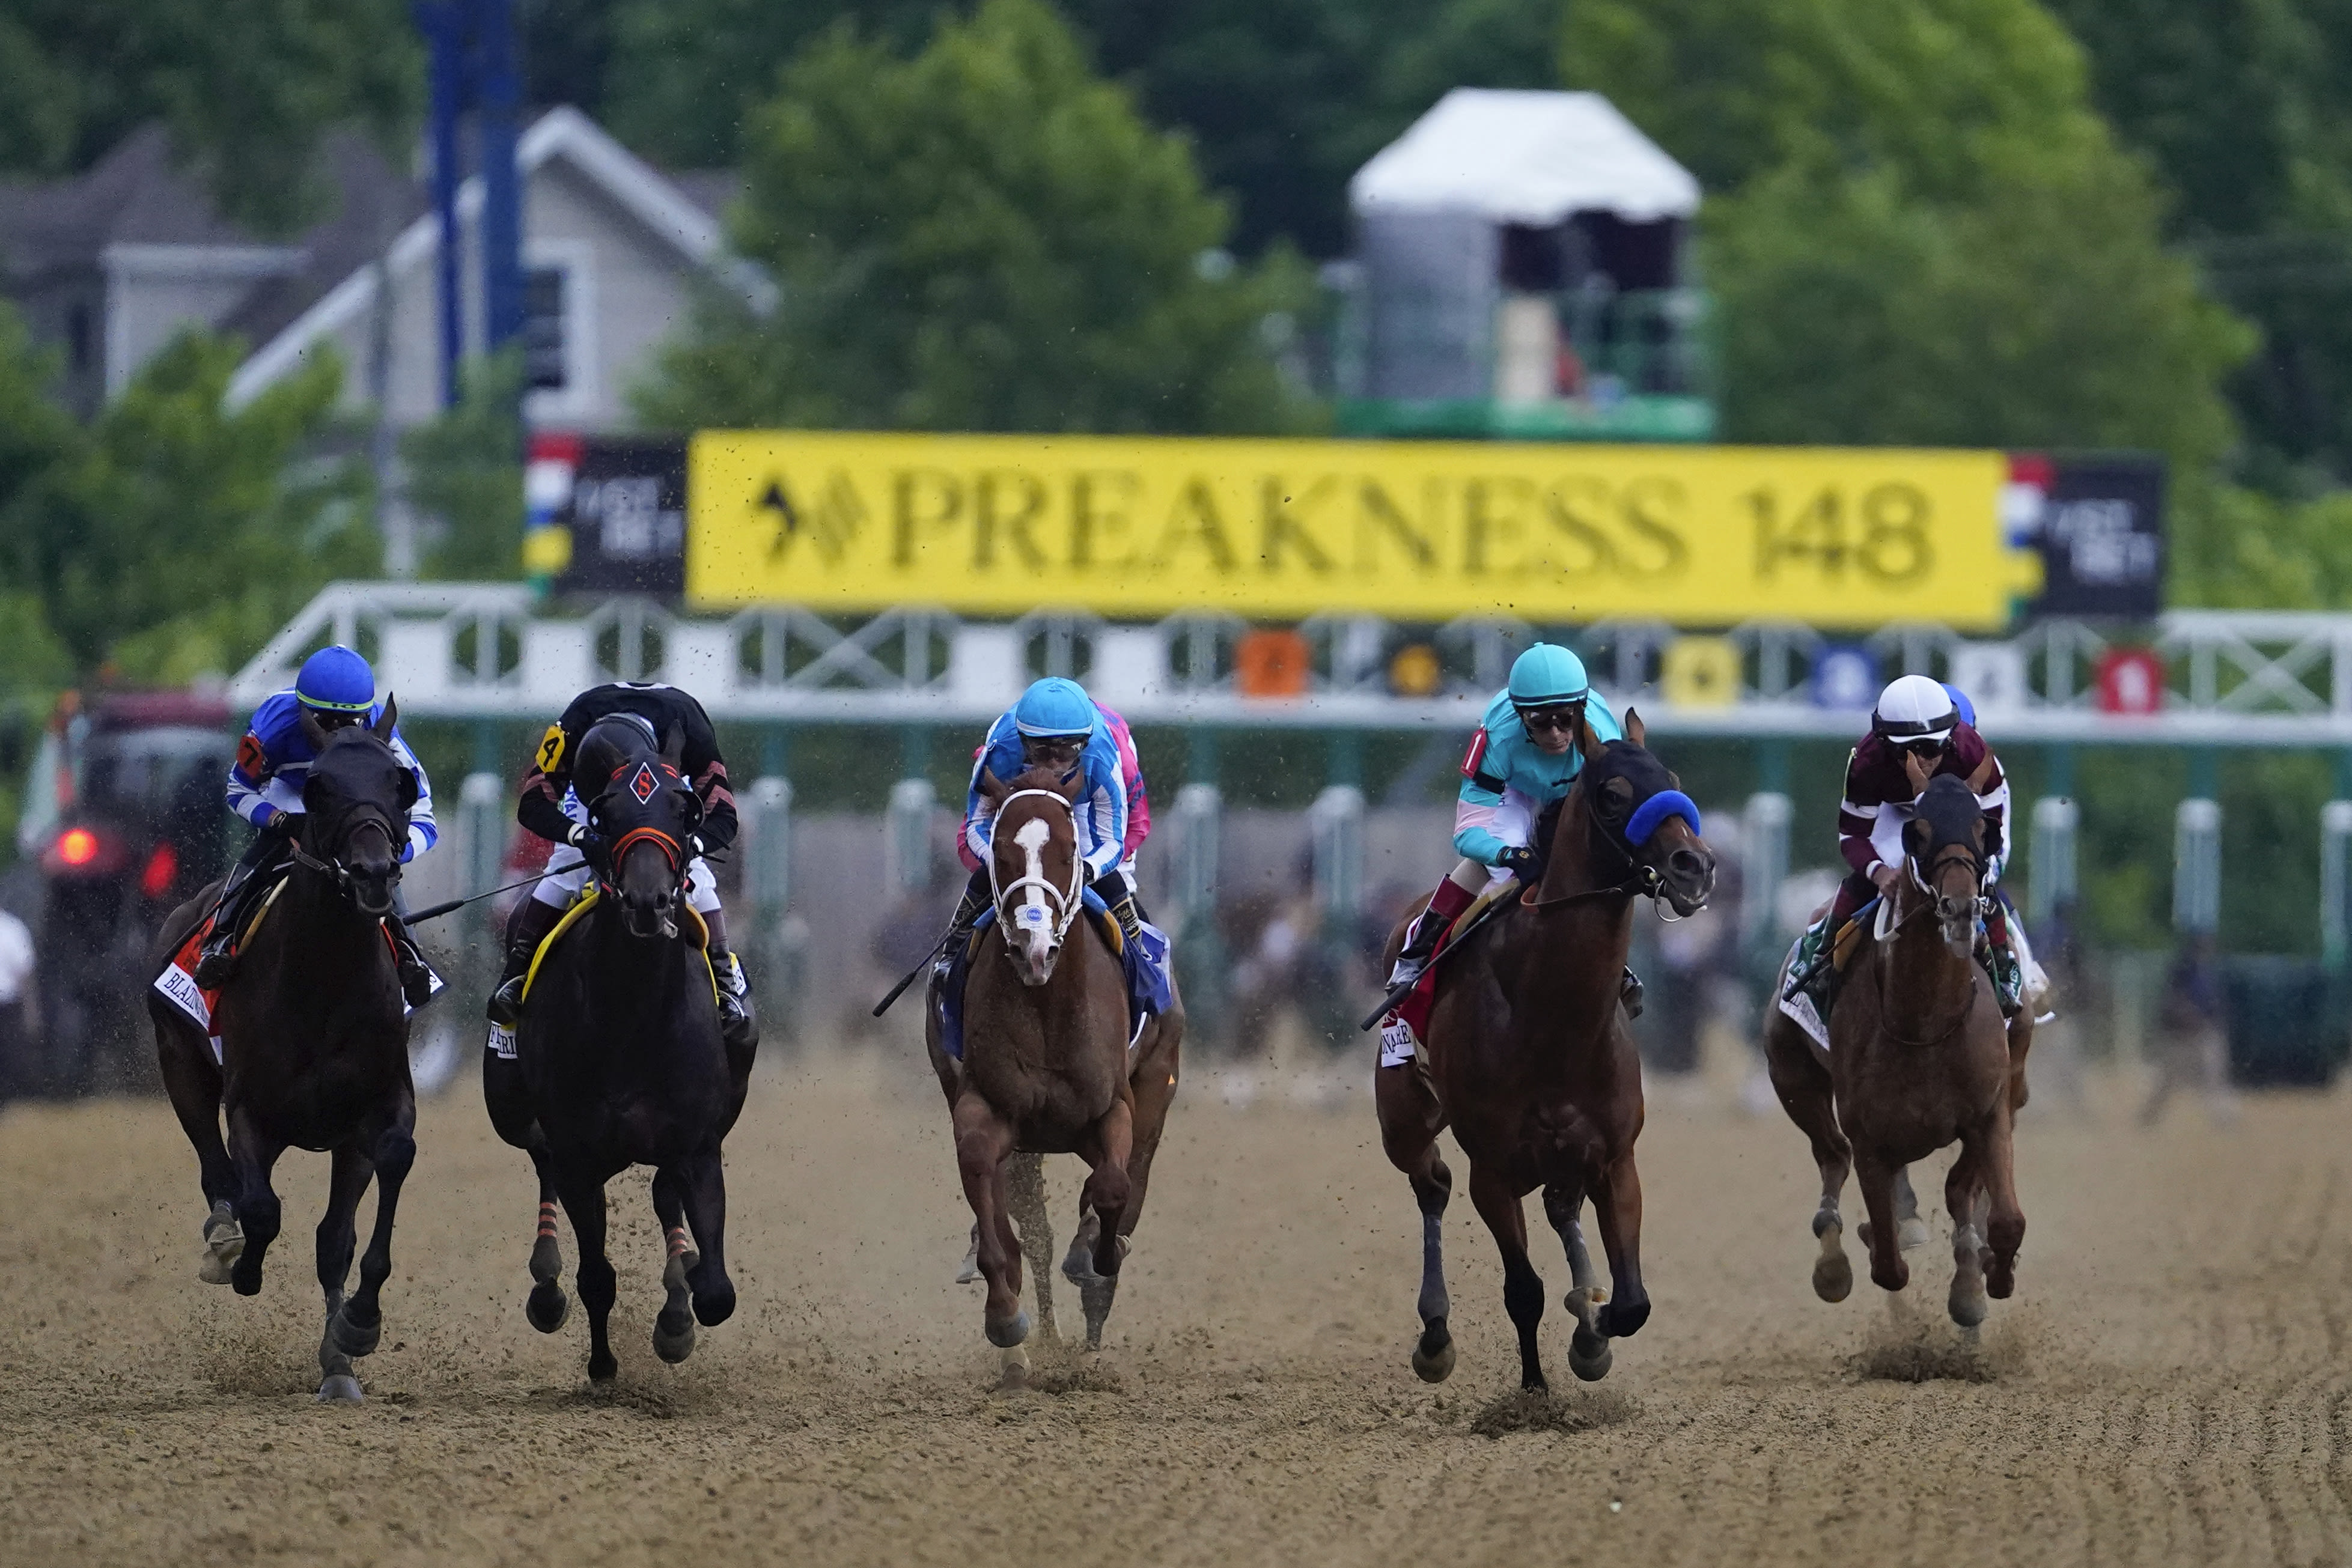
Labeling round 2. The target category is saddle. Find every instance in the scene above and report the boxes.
[516,885,719,1011]
[153,876,291,1049]
[1380,877,1520,1065]
[933,893,1169,1062]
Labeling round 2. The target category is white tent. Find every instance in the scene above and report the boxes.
[1350,89,1699,225]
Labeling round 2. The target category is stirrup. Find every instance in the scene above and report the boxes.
[1619,968,1645,1020]
[718,988,755,1047]
[191,944,237,989]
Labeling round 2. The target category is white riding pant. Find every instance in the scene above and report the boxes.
[531,851,722,914]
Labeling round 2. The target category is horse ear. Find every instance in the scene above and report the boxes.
[373,694,398,740]
[298,705,331,754]
[660,722,684,766]
[1904,818,1929,859]
[1621,706,1646,749]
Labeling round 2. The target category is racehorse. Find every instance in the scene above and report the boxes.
[1375,711,1714,1391]
[512,726,752,1382]
[1764,773,2024,1327]
[147,703,421,1403]
[925,764,1182,1378]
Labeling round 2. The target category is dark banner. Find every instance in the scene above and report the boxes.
[2008,453,2165,619]
[537,434,690,597]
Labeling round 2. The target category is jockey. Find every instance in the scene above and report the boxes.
[1826,673,2021,1012]
[193,645,437,1003]
[1385,643,1644,1016]
[486,681,751,1046]
[942,676,1139,958]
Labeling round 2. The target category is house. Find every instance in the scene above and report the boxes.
[0,108,738,433]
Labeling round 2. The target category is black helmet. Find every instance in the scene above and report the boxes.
[573,711,660,789]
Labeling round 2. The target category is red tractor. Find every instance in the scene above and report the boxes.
[13,690,233,1097]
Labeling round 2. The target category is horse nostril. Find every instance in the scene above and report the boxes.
[1669,848,1705,880]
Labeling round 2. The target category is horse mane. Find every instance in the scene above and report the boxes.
[986,764,1081,802]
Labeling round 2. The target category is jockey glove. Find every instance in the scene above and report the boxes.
[1496,845,1538,877]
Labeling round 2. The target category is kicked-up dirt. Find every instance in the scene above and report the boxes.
[1,1046,2347,1567]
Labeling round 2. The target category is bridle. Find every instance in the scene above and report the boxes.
[291,796,403,913]
[991,788,1085,950]
[589,762,697,931]
[1871,837,1991,1047]
[1522,769,1701,917]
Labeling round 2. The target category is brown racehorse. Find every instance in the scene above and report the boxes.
[1765,773,2025,1327]
[146,705,421,1403]
[1375,712,1714,1390]
[925,765,1181,1375]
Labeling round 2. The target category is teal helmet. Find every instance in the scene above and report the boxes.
[1507,643,1589,711]
[1013,677,1097,740]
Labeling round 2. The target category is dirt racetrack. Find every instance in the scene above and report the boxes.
[2,1046,2348,1568]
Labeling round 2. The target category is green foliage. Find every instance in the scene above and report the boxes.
[403,350,526,581]
[636,0,1317,437]
[0,0,419,234]
[1567,0,2250,473]
[4,329,375,682]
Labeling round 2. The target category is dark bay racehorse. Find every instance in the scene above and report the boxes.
[511,726,752,1382]
[1376,712,1714,1390]
[147,704,420,1403]
[926,765,1178,1378]
[1765,773,2024,1327]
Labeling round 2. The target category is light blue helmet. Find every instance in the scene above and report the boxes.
[1507,643,1589,710]
[1013,677,1097,740]
[296,645,376,713]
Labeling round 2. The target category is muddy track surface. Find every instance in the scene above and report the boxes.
[2,1053,2347,1567]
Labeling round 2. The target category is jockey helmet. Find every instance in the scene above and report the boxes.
[1940,681,1978,729]
[295,645,376,714]
[573,711,660,786]
[1873,674,1958,744]
[1507,643,1589,711]
[1013,677,1097,740]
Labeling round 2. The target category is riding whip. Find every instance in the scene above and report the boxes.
[873,927,961,1018]
[1357,894,1519,1032]
[403,857,588,924]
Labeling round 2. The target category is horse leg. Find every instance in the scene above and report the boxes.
[1944,1139,1990,1328]
[1377,1059,1455,1383]
[1007,1152,1058,1344]
[312,1144,372,1403]
[951,1091,1028,1357]
[1065,1096,1135,1352]
[1765,1030,1854,1302]
[674,1146,736,1328]
[329,1095,416,1362]
[1543,1185,1611,1382]
[1114,1018,1182,1245]
[156,1023,240,1284]
[223,1104,286,1298]
[525,1139,569,1333]
[1589,1150,1651,1344]
[1853,1150,1910,1295]
[1979,1098,2026,1302]
[650,1166,698,1363]
[1893,1166,1931,1253]
[555,1164,619,1382]
[1467,1162,1547,1392]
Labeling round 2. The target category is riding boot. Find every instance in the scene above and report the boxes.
[1107,893,1144,949]
[1619,966,1645,1020]
[699,905,757,1050]
[934,867,993,977]
[192,822,293,989]
[486,897,565,1026]
[383,912,437,1008]
[1388,874,1478,988]
[1980,898,2023,1018]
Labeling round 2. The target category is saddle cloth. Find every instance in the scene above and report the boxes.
[1379,878,1519,1068]
[936,890,1171,1062]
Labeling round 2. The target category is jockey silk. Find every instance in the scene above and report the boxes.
[1452,689,1625,866]
[225,691,438,863]
[964,706,1130,880]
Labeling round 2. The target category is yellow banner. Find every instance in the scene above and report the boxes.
[687,432,2038,628]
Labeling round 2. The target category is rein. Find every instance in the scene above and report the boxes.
[990,788,1085,947]
[290,812,400,902]
[1871,844,1991,1048]
[1520,781,1671,912]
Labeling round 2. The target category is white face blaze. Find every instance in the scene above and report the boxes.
[1006,815,1059,982]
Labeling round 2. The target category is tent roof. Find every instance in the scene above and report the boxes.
[1350,89,1699,226]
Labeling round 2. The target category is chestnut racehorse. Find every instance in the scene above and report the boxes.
[1765,773,2025,1327]
[926,765,1182,1376]
[1375,712,1714,1390]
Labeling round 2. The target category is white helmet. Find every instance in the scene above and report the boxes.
[1871,673,1957,744]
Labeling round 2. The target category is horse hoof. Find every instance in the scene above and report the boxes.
[588,1353,618,1384]
[529,1234,564,1286]
[526,1282,570,1334]
[653,1311,698,1364]
[1987,1257,2017,1299]
[1568,1331,1613,1383]
[1898,1217,1933,1253]
[198,1249,237,1286]
[329,1307,381,1359]
[986,1308,1032,1349]
[1597,1298,1650,1339]
[1949,1285,1988,1329]
[315,1375,364,1405]
[1411,1319,1455,1384]
[231,1268,263,1298]
[692,1286,736,1328]
[1814,1250,1854,1303]
[200,1210,243,1285]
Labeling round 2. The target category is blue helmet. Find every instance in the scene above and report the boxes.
[1507,643,1589,710]
[1013,677,1097,740]
[296,645,376,714]
[1940,682,1978,729]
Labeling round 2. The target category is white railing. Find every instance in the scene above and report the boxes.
[231,582,2352,746]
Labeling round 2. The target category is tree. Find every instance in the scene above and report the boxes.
[1565,0,2250,475]
[0,0,419,234]
[636,0,1315,437]
[6,330,376,682]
